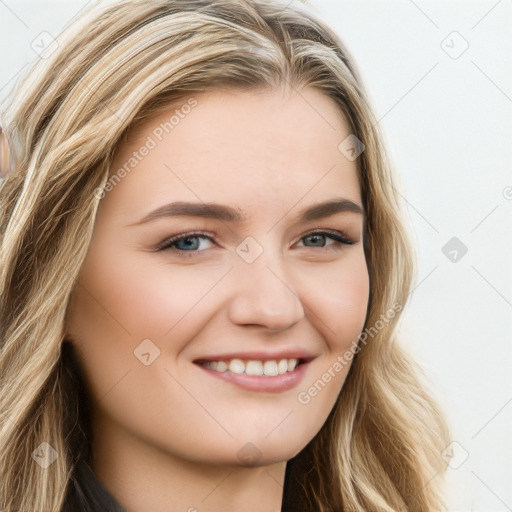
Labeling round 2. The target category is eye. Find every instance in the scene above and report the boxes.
[297,230,355,249]
[155,231,214,256]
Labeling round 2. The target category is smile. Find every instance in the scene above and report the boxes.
[194,356,312,393]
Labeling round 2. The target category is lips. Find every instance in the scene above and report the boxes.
[193,349,316,392]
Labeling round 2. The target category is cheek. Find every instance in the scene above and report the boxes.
[122,260,229,339]
[303,250,370,351]
[293,251,369,409]
[68,237,225,342]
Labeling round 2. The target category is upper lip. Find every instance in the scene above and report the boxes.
[193,349,317,364]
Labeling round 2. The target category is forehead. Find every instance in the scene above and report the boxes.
[102,86,362,223]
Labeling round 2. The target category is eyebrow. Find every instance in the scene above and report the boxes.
[127,197,364,227]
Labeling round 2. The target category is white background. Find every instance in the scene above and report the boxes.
[1,1,511,510]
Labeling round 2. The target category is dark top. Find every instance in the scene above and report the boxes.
[61,452,309,512]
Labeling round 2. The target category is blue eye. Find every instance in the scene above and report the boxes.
[299,230,355,248]
[155,230,355,257]
[154,231,214,256]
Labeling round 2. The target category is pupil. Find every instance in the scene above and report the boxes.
[308,235,324,247]
[178,238,198,250]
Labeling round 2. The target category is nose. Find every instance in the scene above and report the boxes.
[227,248,305,331]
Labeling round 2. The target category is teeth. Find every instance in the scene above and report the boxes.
[263,360,278,376]
[202,357,300,375]
[216,361,228,372]
[245,360,263,376]
[278,359,288,375]
[287,358,298,372]
[229,359,245,374]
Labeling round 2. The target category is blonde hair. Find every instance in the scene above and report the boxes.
[0,0,450,510]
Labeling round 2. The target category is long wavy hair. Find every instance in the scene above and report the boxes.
[0,0,450,510]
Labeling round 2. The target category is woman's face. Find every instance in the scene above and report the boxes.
[65,86,369,467]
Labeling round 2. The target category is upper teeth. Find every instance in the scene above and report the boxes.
[202,358,299,376]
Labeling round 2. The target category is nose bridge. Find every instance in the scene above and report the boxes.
[227,238,304,330]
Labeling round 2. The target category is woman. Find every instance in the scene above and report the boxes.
[0,0,451,510]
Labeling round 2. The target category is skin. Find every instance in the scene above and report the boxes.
[65,85,370,512]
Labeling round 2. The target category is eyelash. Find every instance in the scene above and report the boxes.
[154,229,355,257]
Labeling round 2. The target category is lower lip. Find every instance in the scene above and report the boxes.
[195,362,310,392]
